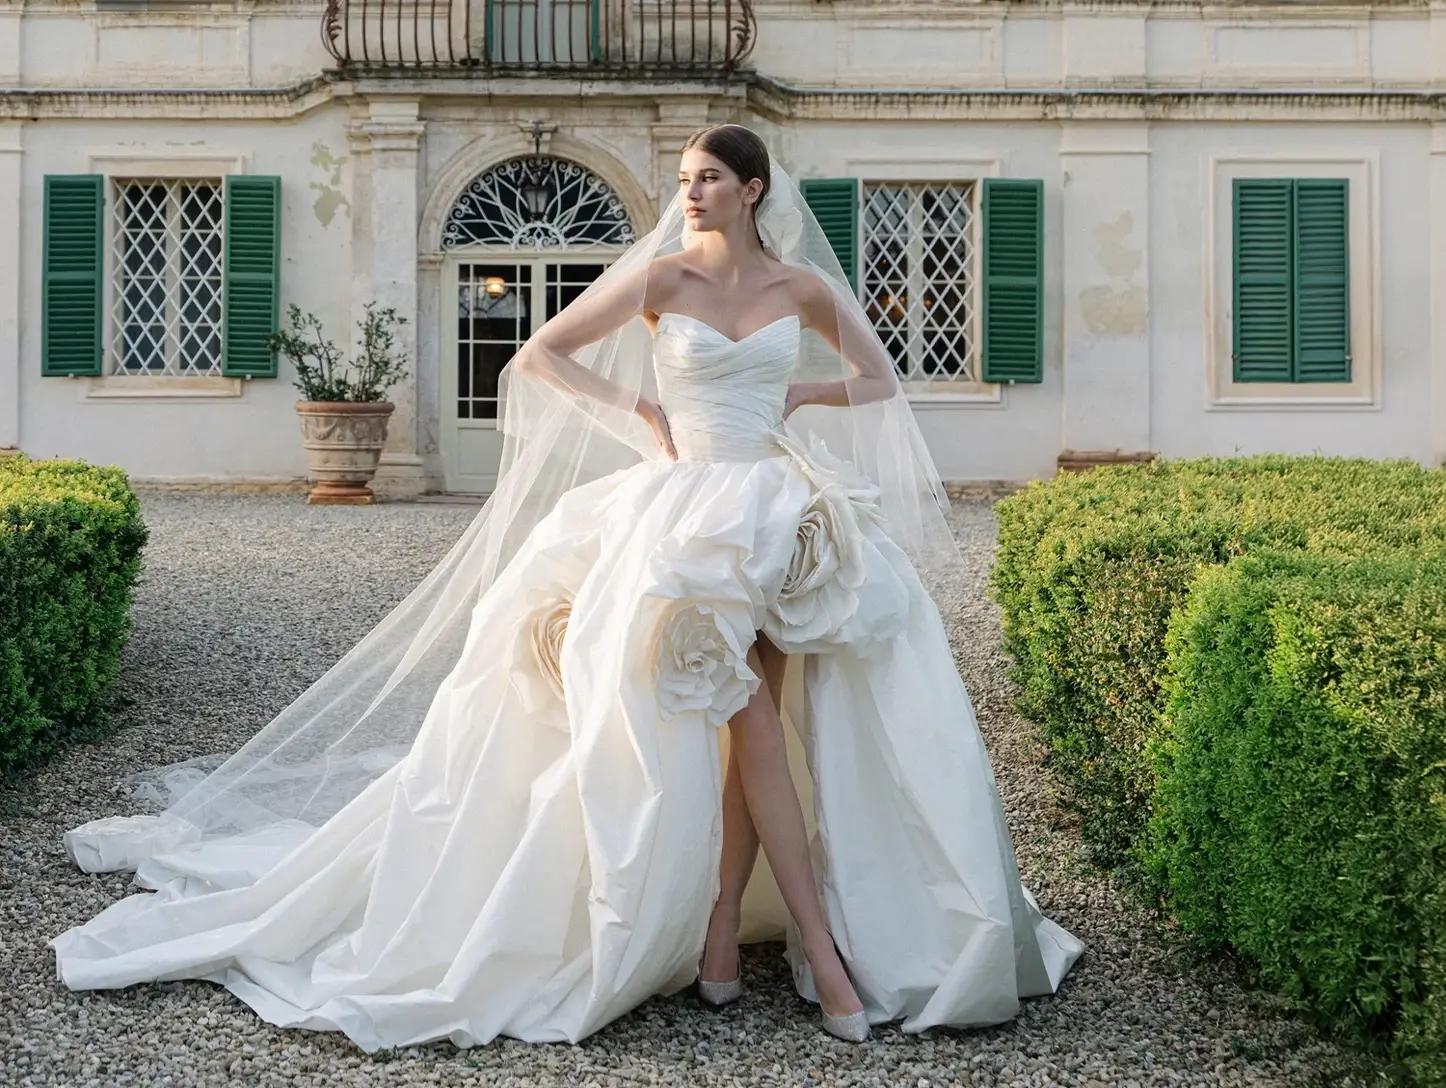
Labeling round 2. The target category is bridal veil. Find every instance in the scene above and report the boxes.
[64,146,966,887]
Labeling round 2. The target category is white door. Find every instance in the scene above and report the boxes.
[442,253,619,493]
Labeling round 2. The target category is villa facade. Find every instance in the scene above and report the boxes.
[3,1,1444,493]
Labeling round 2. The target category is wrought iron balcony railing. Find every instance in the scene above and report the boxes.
[321,0,756,74]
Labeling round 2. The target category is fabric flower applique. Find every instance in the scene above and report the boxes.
[508,586,575,721]
[652,597,761,730]
[763,428,909,654]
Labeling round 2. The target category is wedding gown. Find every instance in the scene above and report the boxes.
[50,309,1084,1051]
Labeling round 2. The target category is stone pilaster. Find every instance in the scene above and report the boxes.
[650,101,712,217]
[349,97,429,496]
[1431,123,1446,466]
[1057,121,1153,464]
[0,122,21,451]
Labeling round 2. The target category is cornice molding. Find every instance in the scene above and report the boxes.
[0,74,334,119]
[746,74,1446,121]
[3,70,1444,123]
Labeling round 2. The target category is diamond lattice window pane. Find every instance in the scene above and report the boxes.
[861,181,978,386]
[111,178,225,376]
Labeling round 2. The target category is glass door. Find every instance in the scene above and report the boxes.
[444,255,613,493]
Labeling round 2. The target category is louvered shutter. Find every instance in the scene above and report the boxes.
[1292,179,1350,382]
[1232,178,1294,382]
[800,177,860,293]
[981,178,1044,383]
[222,175,282,378]
[41,175,104,377]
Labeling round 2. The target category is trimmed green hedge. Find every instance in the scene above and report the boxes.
[1142,548,1446,1083]
[0,455,147,776]
[990,455,1446,868]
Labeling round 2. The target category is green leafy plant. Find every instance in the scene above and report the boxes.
[0,455,147,778]
[268,302,409,403]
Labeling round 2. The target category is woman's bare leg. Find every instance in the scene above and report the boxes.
[701,741,757,982]
[723,636,863,1018]
[700,634,786,983]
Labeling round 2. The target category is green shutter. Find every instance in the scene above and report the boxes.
[1292,178,1350,382]
[222,175,281,378]
[981,178,1044,383]
[800,177,859,293]
[1232,179,1294,382]
[41,175,104,377]
[1232,177,1350,383]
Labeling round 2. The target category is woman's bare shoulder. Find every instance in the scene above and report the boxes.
[780,264,840,332]
[641,252,692,311]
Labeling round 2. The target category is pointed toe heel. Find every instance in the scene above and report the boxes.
[820,1005,871,1043]
[697,974,744,1007]
[816,931,870,1042]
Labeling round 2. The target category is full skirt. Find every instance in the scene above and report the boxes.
[50,451,1083,1051]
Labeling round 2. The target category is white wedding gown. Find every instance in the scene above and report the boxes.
[50,310,1083,1051]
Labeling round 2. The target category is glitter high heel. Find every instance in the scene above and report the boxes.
[817,932,870,1043]
[696,945,743,1007]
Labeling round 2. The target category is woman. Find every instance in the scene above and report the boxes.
[49,124,1083,1050]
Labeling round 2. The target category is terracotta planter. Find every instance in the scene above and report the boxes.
[295,401,396,505]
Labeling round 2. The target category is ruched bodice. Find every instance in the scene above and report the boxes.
[652,311,800,462]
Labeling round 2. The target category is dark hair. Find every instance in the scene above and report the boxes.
[681,124,771,238]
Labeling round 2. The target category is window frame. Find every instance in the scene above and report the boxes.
[1206,153,1379,410]
[82,151,248,401]
[859,177,986,396]
[843,154,1005,408]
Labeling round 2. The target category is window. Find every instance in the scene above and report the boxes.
[41,172,281,381]
[111,178,225,376]
[861,180,978,387]
[1232,178,1350,383]
[801,175,1043,389]
[1208,155,1376,409]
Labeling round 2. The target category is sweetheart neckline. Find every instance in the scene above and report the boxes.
[656,310,800,346]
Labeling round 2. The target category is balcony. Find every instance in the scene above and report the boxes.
[320,0,756,75]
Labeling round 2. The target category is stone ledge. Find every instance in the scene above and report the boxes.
[943,479,1029,500]
[4,72,1445,122]
[1056,448,1159,473]
[131,477,311,493]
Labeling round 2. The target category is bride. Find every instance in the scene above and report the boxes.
[49,123,1083,1050]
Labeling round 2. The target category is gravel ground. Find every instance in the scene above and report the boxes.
[0,491,1389,1088]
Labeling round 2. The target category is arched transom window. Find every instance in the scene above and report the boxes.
[442,156,637,250]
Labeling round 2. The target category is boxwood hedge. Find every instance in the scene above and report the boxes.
[990,455,1446,869]
[1143,547,1446,1083]
[0,454,147,776]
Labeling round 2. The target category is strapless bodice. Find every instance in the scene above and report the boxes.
[651,311,800,462]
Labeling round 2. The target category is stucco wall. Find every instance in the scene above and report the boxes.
[3,2,1444,489]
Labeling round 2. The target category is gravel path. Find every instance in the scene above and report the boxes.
[1,492,1388,1087]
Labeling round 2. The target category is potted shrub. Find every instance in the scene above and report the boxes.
[268,302,408,505]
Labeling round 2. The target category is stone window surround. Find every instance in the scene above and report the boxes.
[81,149,251,402]
[843,152,1006,410]
[1205,152,1381,411]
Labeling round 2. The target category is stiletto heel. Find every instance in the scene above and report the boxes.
[816,933,870,1043]
[696,945,743,1007]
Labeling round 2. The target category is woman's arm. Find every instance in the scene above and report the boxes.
[510,257,679,459]
[510,261,653,414]
[787,270,899,413]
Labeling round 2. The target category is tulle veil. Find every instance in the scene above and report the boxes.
[62,146,966,882]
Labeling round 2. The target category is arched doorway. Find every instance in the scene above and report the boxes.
[439,155,639,493]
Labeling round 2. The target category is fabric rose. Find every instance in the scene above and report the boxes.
[771,429,886,530]
[509,588,575,719]
[653,599,760,729]
[763,429,908,653]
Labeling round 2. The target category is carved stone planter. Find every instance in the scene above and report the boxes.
[295,401,395,505]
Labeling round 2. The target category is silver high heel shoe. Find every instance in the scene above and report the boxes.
[817,933,870,1043]
[696,945,743,1007]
